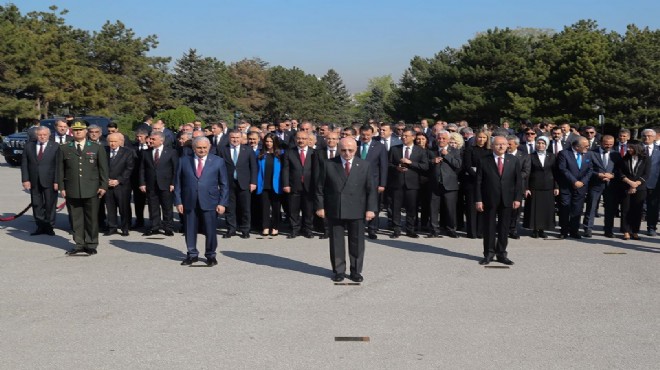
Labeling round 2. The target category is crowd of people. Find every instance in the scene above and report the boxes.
[18,115,660,276]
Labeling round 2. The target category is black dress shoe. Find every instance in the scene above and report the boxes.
[331,273,344,282]
[425,232,439,238]
[558,234,568,239]
[479,257,492,265]
[446,231,459,238]
[163,230,174,236]
[319,234,329,239]
[583,230,592,238]
[390,231,400,239]
[143,230,158,236]
[181,256,199,266]
[349,273,364,283]
[604,232,614,238]
[287,233,298,239]
[223,231,236,239]
[569,233,582,239]
[497,257,514,265]
[538,230,548,239]
[30,229,44,236]
[304,232,314,239]
[121,230,129,237]
[83,248,97,255]
[531,231,538,238]
[406,232,419,238]
[103,229,118,236]
[206,257,218,266]
[240,232,250,239]
[65,248,83,255]
[45,229,55,236]
[367,232,377,240]
[508,233,520,239]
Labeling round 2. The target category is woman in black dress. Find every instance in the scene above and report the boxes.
[523,136,558,238]
[617,141,651,240]
[415,132,432,231]
[460,129,490,238]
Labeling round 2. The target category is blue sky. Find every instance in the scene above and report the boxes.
[16,0,660,93]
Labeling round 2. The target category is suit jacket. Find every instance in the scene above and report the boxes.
[428,147,462,191]
[518,142,536,155]
[645,146,660,189]
[275,130,296,149]
[358,140,388,188]
[475,153,523,208]
[387,145,429,190]
[107,146,136,187]
[380,136,403,152]
[140,146,178,191]
[208,134,229,150]
[548,139,568,154]
[315,157,377,220]
[589,147,618,191]
[174,154,229,211]
[21,141,59,188]
[51,134,73,145]
[281,146,316,193]
[256,153,282,194]
[556,149,593,194]
[57,141,109,198]
[511,150,531,189]
[219,145,258,190]
[527,153,557,191]
[617,155,651,192]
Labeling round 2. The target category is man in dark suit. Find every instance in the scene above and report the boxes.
[475,135,522,265]
[275,120,296,150]
[615,128,631,158]
[560,122,580,145]
[557,137,593,239]
[518,129,538,155]
[175,137,230,266]
[282,130,317,238]
[134,115,153,135]
[507,135,531,239]
[583,126,600,151]
[131,129,149,229]
[315,137,377,282]
[104,133,135,236]
[139,131,178,236]
[313,132,341,239]
[427,130,462,238]
[208,122,229,150]
[582,135,617,237]
[21,126,59,235]
[549,127,568,154]
[641,129,660,236]
[51,119,72,145]
[358,125,388,239]
[388,128,429,238]
[57,121,109,255]
[218,130,257,238]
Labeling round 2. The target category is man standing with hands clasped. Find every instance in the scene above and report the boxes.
[475,135,522,266]
[175,137,229,266]
[315,138,378,282]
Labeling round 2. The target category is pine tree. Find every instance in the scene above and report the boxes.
[321,69,351,124]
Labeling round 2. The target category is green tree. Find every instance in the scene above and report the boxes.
[155,106,197,130]
[320,69,351,124]
[264,66,333,121]
[229,58,268,121]
[352,75,395,121]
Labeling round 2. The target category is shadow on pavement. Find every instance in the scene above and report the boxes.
[569,236,660,254]
[110,239,186,261]
[222,251,329,277]
[371,238,482,261]
[6,229,72,251]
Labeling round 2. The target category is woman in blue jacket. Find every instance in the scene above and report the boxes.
[257,133,283,236]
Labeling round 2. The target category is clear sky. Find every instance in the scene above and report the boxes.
[15,0,660,93]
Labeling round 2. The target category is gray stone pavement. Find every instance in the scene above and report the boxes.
[0,155,658,369]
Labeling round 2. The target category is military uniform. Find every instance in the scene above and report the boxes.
[57,138,108,252]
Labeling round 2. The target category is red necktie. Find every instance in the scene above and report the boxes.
[405,147,410,159]
[37,143,44,161]
[345,160,351,176]
[619,144,625,157]
[196,157,204,177]
[497,156,503,176]
[300,149,306,183]
[154,148,160,164]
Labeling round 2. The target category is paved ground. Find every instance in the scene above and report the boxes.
[1,155,659,369]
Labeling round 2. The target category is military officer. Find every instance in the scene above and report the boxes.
[57,121,109,255]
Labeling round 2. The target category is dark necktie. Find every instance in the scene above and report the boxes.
[344,160,351,176]
[620,144,625,157]
[528,143,533,153]
[154,148,160,164]
[329,149,335,158]
[37,143,44,161]
[76,143,82,154]
[404,147,410,159]
[110,150,116,159]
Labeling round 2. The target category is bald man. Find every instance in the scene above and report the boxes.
[105,133,136,236]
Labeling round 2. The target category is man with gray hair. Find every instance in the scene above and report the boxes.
[556,137,592,239]
[641,128,660,235]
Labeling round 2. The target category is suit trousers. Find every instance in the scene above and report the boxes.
[463,183,482,238]
[106,184,131,232]
[68,196,100,250]
[184,203,218,258]
[328,218,365,275]
[226,180,251,233]
[482,203,511,258]
[583,185,606,232]
[30,183,57,231]
[132,184,147,225]
[260,190,281,230]
[621,190,646,234]
[288,189,314,234]
[147,188,174,232]
[429,187,458,233]
[602,184,620,234]
[645,187,660,231]
[559,190,587,235]
[391,187,418,232]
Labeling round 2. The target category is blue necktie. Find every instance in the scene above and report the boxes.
[577,153,582,169]
[232,147,238,180]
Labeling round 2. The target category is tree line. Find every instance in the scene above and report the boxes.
[1,4,658,133]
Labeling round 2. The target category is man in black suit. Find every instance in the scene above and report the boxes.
[131,129,149,229]
[507,135,531,239]
[134,115,153,135]
[21,126,59,235]
[518,129,537,154]
[282,130,317,238]
[275,120,295,150]
[315,138,378,282]
[208,122,229,150]
[475,135,522,265]
[51,119,72,145]
[358,125,388,239]
[139,131,178,236]
[582,135,618,237]
[556,137,593,239]
[549,127,568,154]
[104,133,136,236]
[388,128,429,238]
[428,130,462,238]
[218,130,257,238]
[313,132,341,239]
[560,122,580,145]
[583,126,600,151]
